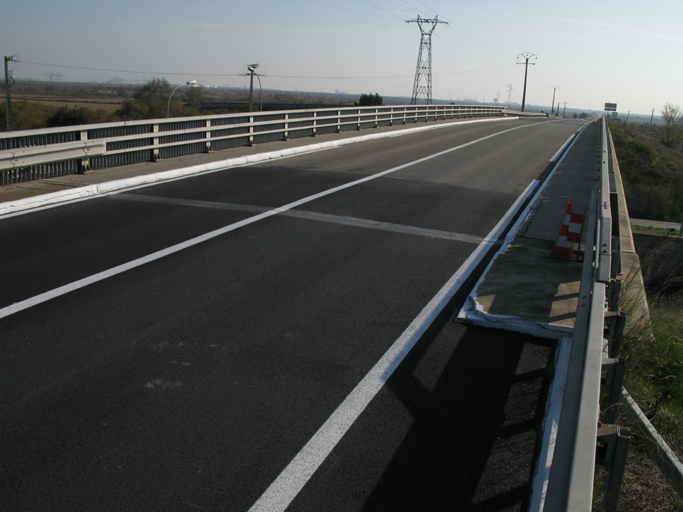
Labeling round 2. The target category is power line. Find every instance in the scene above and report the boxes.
[350,0,404,20]
[414,0,439,15]
[302,0,396,20]
[17,60,404,80]
[435,33,512,59]
[446,23,516,57]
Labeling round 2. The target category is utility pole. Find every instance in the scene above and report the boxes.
[650,108,655,125]
[550,85,559,116]
[562,102,567,118]
[626,111,630,124]
[406,15,448,105]
[4,55,18,132]
[516,52,537,112]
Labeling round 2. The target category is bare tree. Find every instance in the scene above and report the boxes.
[660,102,683,147]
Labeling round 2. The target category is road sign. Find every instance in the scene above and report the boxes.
[604,103,617,112]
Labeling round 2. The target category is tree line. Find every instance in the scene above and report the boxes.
[0,78,204,131]
[1,81,387,131]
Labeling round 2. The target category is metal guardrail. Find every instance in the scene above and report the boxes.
[0,104,507,185]
[544,117,629,511]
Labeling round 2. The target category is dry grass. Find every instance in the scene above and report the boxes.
[598,235,683,510]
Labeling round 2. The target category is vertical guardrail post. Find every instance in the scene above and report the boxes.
[602,356,628,424]
[248,115,254,146]
[604,311,626,358]
[596,425,631,512]
[0,104,508,182]
[152,123,161,161]
[79,130,91,173]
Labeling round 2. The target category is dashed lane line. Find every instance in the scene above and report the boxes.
[0,121,543,320]
[113,193,490,245]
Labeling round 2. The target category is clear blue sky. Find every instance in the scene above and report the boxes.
[2,0,682,116]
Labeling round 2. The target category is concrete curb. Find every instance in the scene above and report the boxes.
[456,124,589,340]
[0,116,517,217]
[456,243,575,340]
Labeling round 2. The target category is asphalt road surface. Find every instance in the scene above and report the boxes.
[1,118,585,511]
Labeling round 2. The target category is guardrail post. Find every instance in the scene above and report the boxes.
[78,130,92,173]
[374,108,378,128]
[312,111,317,137]
[601,357,627,424]
[604,311,626,358]
[357,110,361,130]
[336,111,341,133]
[152,123,161,161]
[389,107,394,126]
[284,113,290,140]
[596,425,631,512]
[205,120,212,153]
[248,115,254,146]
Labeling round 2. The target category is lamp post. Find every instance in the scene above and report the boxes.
[167,80,197,118]
[240,64,263,113]
[4,55,18,131]
[239,64,266,112]
[254,72,263,112]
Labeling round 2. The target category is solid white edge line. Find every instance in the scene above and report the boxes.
[549,134,575,163]
[0,117,520,219]
[529,336,572,512]
[457,121,588,324]
[0,122,541,320]
[247,178,540,512]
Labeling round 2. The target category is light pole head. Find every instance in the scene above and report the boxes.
[247,64,258,73]
[186,80,198,87]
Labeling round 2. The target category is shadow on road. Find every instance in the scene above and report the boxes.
[362,324,555,511]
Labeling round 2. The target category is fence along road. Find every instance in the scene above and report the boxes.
[1,118,583,511]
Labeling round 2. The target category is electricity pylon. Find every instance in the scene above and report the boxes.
[406,15,448,105]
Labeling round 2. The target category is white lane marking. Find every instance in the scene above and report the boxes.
[247,179,539,512]
[114,194,490,245]
[549,124,587,162]
[0,122,542,320]
[550,134,575,162]
[0,117,519,220]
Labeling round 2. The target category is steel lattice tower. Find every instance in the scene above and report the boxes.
[406,15,447,105]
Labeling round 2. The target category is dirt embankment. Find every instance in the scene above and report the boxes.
[633,233,683,299]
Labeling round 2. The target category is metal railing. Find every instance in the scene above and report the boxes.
[544,117,629,511]
[0,104,508,185]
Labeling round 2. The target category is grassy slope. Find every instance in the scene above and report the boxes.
[610,121,683,221]
[608,123,683,509]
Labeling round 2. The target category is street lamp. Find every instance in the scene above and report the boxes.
[241,64,263,112]
[167,80,197,118]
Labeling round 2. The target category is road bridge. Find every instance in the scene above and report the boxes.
[1,116,593,511]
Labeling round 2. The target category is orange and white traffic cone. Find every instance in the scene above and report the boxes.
[549,202,583,260]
